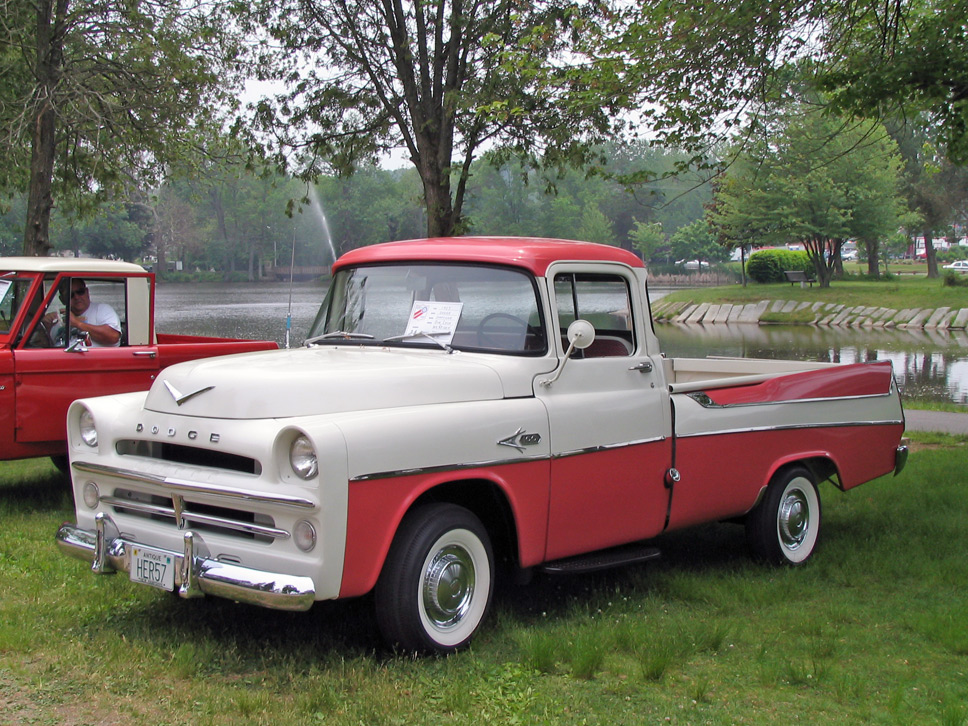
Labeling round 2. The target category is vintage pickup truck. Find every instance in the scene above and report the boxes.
[56,237,907,653]
[0,257,277,466]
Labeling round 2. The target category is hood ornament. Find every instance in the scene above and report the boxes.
[164,380,215,406]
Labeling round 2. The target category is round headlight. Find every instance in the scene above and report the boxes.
[294,520,317,552]
[82,481,100,509]
[79,408,98,447]
[290,435,318,480]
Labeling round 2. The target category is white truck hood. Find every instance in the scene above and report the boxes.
[143,346,514,419]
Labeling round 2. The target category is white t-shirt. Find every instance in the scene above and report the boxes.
[76,301,121,347]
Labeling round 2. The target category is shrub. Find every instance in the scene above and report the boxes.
[943,271,968,287]
[747,249,813,283]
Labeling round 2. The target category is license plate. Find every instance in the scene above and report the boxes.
[130,546,175,591]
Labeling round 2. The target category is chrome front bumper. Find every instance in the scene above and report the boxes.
[56,513,316,612]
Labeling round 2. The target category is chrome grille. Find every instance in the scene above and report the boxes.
[116,439,261,475]
[105,488,284,543]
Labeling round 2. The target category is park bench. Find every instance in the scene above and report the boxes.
[784,270,816,288]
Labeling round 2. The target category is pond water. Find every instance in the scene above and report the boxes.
[154,281,968,405]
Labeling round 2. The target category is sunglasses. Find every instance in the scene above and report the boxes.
[70,287,87,298]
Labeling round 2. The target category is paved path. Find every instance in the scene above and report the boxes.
[904,409,968,435]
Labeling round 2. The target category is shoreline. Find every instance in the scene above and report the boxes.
[651,297,968,330]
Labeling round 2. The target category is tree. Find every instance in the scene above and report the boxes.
[669,219,728,268]
[51,203,148,261]
[629,220,665,263]
[0,0,242,256]
[248,0,634,238]
[813,0,968,165]
[890,123,968,278]
[710,105,905,287]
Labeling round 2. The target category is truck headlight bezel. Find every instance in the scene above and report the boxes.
[289,435,318,480]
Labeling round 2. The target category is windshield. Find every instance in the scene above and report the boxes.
[0,276,35,337]
[307,263,546,355]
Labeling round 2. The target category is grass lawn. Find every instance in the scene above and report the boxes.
[2,437,966,726]
[658,274,968,312]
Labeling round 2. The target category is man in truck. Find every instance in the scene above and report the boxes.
[46,278,121,347]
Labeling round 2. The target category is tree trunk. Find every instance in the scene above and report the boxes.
[924,229,939,278]
[864,240,880,276]
[420,163,456,238]
[23,0,68,256]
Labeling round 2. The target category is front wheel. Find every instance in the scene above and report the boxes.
[375,503,494,654]
[745,466,821,566]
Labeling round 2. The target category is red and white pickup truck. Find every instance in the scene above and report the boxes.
[56,238,907,653]
[0,257,277,465]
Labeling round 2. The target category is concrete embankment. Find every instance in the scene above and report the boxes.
[651,298,968,330]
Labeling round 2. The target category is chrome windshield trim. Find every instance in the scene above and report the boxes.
[73,461,316,510]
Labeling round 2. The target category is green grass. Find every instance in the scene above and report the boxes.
[3,439,968,725]
[658,275,968,312]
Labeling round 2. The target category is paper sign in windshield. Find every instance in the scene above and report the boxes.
[405,301,463,345]
[0,280,11,306]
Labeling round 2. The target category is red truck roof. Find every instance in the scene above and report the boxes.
[334,237,645,276]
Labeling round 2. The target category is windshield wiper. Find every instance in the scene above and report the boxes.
[382,332,453,352]
[304,331,375,346]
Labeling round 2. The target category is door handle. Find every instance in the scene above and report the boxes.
[629,361,653,373]
[132,351,157,358]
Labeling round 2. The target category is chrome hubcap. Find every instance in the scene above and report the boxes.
[423,545,475,629]
[778,489,809,550]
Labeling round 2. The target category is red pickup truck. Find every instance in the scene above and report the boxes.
[0,257,277,466]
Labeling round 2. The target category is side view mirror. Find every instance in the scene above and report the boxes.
[539,319,596,388]
[565,319,595,352]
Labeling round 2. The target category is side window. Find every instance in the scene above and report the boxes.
[43,276,128,348]
[554,273,634,358]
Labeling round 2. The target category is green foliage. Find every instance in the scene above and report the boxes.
[709,99,906,286]
[815,0,968,165]
[630,220,665,261]
[668,218,728,265]
[4,436,968,723]
[746,249,812,283]
[943,271,968,288]
[1,0,244,255]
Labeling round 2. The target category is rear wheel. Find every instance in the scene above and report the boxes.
[746,466,821,565]
[375,503,494,654]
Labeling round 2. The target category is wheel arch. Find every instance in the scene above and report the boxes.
[339,472,526,599]
[753,453,840,509]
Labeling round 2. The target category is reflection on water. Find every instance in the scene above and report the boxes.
[153,281,968,405]
[656,322,968,404]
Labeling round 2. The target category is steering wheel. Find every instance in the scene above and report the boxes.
[477,313,530,350]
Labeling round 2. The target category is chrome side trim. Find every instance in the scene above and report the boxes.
[55,519,316,612]
[72,461,316,510]
[350,454,548,482]
[685,390,898,409]
[349,436,667,482]
[551,435,668,460]
[674,419,904,439]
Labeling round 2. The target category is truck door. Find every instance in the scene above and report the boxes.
[538,266,672,561]
[12,275,159,448]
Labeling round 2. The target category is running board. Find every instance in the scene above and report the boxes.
[539,545,661,575]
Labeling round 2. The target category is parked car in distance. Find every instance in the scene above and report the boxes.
[943,260,968,272]
[0,257,278,467]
